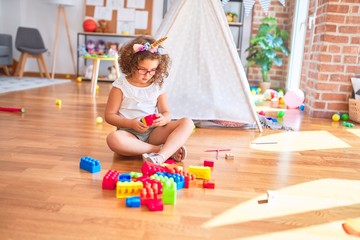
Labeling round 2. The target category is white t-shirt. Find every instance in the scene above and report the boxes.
[112,76,165,119]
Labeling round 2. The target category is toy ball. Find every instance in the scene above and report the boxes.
[279,97,285,105]
[65,74,71,79]
[83,19,97,32]
[341,113,349,121]
[299,104,305,111]
[55,99,62,105]
[77,77,82,82]
[332,113,340,122]
[284,88,305,109]
[278,111,285,118]
[96,116,103,124]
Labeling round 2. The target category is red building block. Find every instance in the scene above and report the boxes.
[141,161,166,176]
[140,114,158,126]
[102,170,120,190]
[203,179,215,189]
[147,199,164,211]
[204,160,214,167]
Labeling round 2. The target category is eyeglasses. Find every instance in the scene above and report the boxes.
[136,68,158,75]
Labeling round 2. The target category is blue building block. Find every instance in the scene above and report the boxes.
[126,196,141,208]
[119,173,131,182]
[154,172,184,190]
[80,156,101,173]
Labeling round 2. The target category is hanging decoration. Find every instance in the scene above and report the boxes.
[221,0,230,6]
[244,0,256,16]
[243,0,286,15]
[258,0,271,14]
[278,0,286,7]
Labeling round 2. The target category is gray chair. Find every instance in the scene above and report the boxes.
[14,27,50,79]
[0,33,13,76]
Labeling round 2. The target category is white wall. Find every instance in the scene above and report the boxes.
[0,0,164,75]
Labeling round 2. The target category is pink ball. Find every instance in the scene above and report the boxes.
[284,89,304,109]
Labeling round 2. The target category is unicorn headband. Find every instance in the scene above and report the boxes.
[133,37,168,55]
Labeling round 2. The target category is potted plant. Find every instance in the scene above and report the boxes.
[246,17,290,92]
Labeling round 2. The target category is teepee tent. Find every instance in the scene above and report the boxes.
[155,0,262,132]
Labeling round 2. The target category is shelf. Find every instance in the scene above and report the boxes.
[228,22,243,27]
[78,32,138,38]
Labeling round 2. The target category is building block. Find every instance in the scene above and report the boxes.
[204,160,214,167]
[129,171,143,178]
[140,183,160,206]
[126,196,141,208]
[147,198,164,211]
[79,156,101,173]
[135,176,163,194]
[141,161,166,177]
[165,163,184,174]
[155,172,184,190]
[116,181,143,198]
[118,173,131,182]
[188,166,211,180]
[184,173,197,188]
[140,114,158,126]
[162,179,177,205]
[203,179,215,189]
[102,170,120,190]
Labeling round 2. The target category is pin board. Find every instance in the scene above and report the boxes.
[84,0,153,35]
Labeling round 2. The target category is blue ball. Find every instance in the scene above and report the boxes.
[299,104,305,111]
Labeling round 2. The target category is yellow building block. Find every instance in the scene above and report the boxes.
[188,166,211,180]
[116,181,143,198]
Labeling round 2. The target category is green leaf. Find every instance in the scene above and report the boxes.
[265,50,276,59]
[273,56,283,66]
[280,45,290,56]
[272,36,283,48]
[257,24,271,37]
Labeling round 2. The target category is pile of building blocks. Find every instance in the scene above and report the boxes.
[81,155,218,212]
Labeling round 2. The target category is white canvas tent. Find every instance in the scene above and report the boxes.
[155,0,262,132]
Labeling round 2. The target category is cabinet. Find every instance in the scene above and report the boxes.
[76,32,135,80]
[223,0,245,55]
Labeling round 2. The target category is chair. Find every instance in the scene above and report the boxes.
[14,27,50,79]
[0,34,13,76]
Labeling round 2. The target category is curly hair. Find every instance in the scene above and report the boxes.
[118,35,171,86]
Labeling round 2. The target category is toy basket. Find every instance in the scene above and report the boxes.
[349,98,360,123]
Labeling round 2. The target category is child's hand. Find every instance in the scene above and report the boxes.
[133,118,149,133]
[152,113,167,127]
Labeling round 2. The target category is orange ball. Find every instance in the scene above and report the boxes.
[83,19,97,32]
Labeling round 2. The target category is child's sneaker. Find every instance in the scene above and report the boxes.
[142,153,165,165]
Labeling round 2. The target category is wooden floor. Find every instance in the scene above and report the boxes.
[0,79,359,240]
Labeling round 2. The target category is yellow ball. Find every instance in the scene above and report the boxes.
[96,116,103,124]
[332,113,340,121]
[55,99,61,105]
[279,97,285,105]
[66,74,71,79]
[76,77,82,82]
[96,84,99,90]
